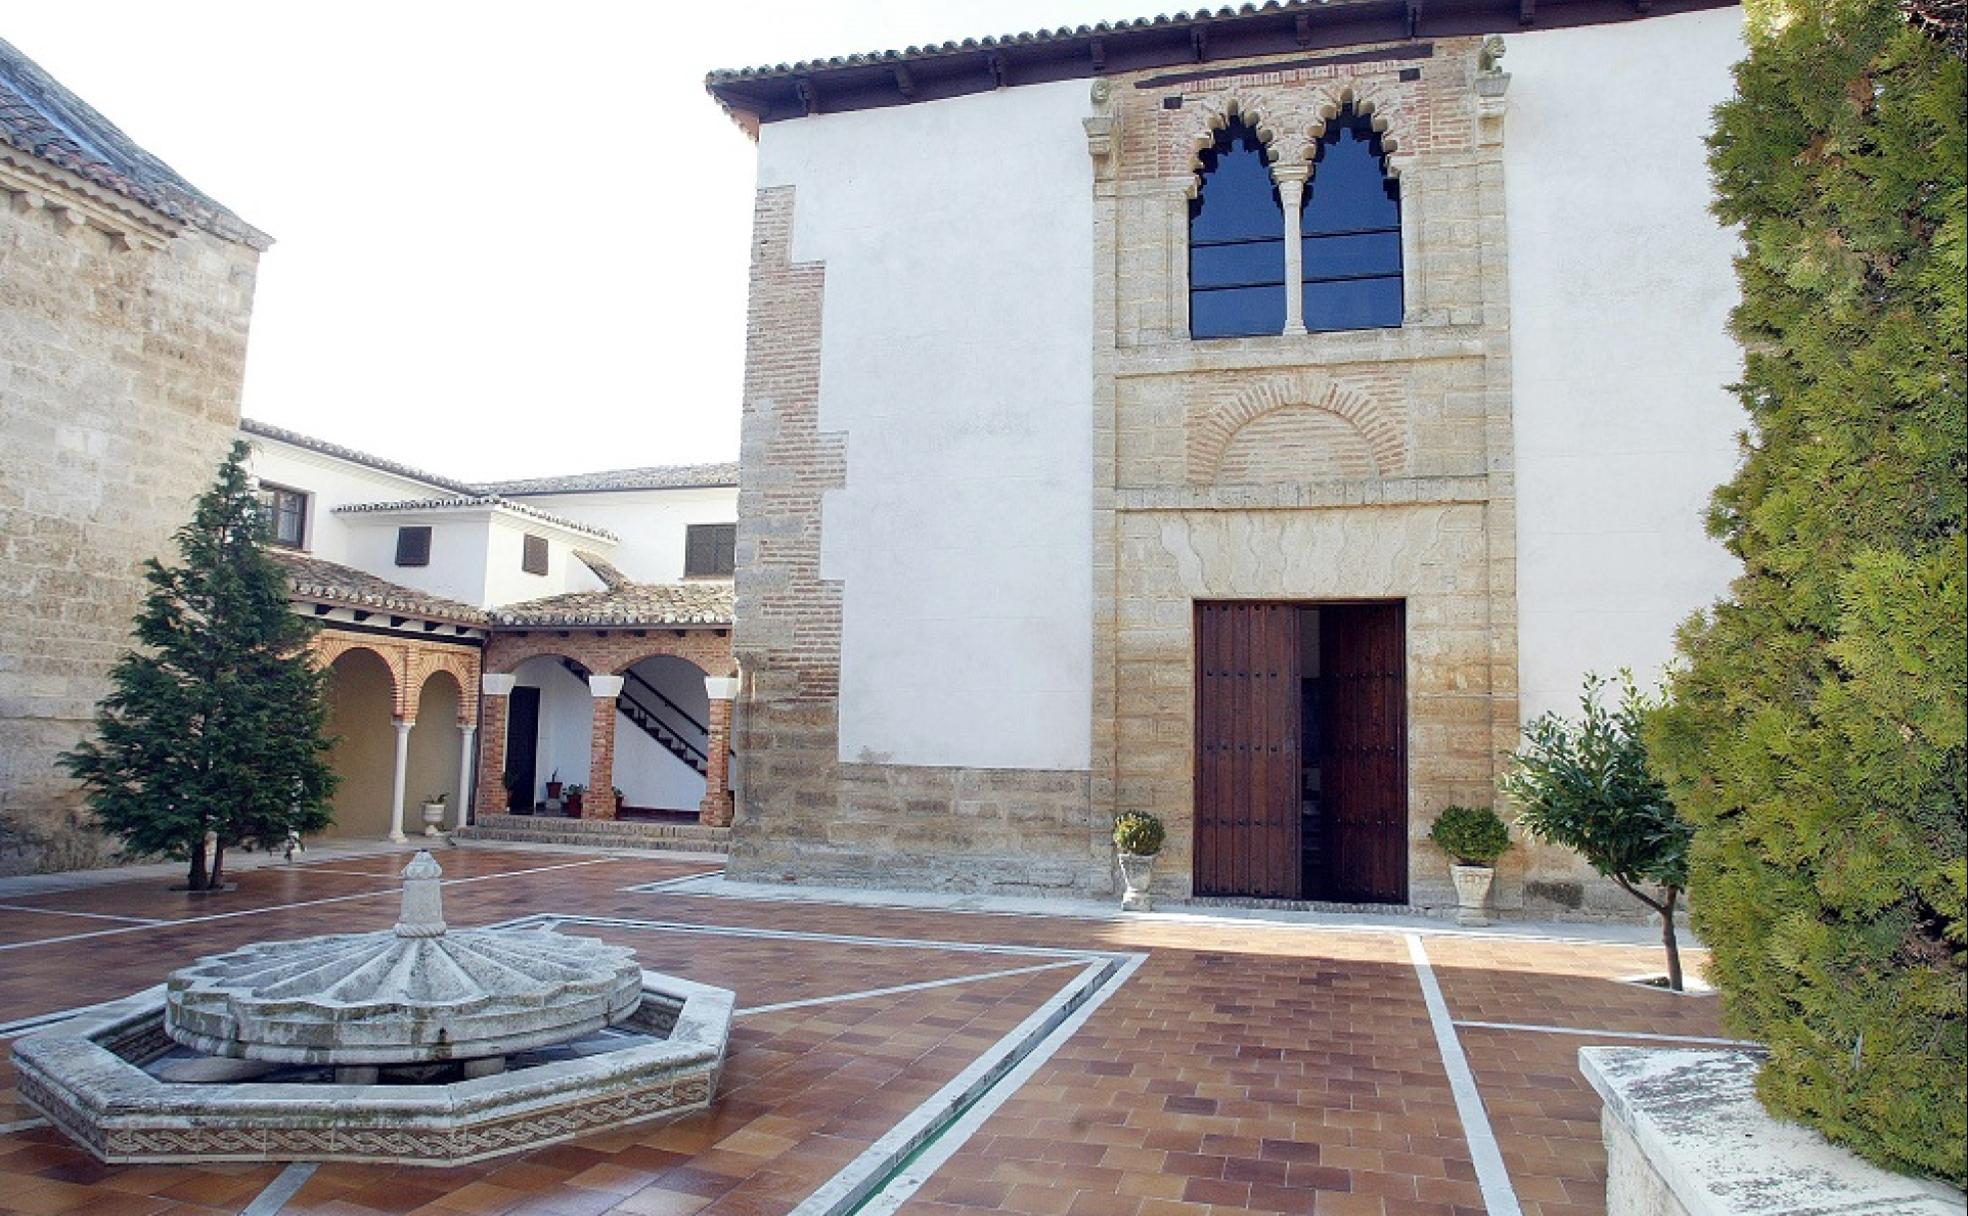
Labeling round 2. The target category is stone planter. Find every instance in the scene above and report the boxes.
[1117,852,1155,912]
[420,803,446,836]
[1450,864,1494,926]
[1582,1048,1965,1215]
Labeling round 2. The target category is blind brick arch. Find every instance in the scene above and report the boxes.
[1188,374,1408,482]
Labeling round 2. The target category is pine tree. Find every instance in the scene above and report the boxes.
[62,442,338,889]
[1647,0,1966,1183]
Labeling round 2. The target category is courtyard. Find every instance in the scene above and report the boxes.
[0,844,1733,1216]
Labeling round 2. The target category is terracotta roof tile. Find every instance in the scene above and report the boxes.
[479,463,739,496]
[0,36,266,246]
[493,582,733,628]
[574,550,633,590]
[271,551,489,626]
[333,496,620,543]
[242,418,483,497]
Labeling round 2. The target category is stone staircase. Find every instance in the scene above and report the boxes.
[455,813,728,854]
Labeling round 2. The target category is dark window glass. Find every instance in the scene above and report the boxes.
[684,523,737,577]
[1301,110,1403,331]
[256,484,307,549]
[395,525,432,567]
[1189,120,1285,339]
[521,533,549,576]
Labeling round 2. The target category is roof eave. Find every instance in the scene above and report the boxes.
[706,0,1738,124]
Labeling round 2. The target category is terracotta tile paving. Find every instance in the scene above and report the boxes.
[0,848,1725,1216]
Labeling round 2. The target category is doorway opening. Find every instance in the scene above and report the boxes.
[1194,600,1407,903]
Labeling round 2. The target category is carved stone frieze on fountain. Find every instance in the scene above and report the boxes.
[11,852,733,1165]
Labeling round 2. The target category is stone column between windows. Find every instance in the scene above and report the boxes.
[699,677,739,828]
[1274,163,1309,335]
[387,718,413,843]
[476,674,516,820]
[587,675,624,820]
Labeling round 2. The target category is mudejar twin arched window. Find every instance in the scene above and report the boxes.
[1189,106,1403,339]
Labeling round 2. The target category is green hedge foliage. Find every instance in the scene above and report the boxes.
[1648,0,1966,1183]
[1428,806,1511,866]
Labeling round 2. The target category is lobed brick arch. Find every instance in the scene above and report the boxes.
[1298,83,1406,169]
[1185,95,1302,198]
[314,634,408,718]
[312,631,482,722]
[408,648,481,725]
[1188,374,1407,482]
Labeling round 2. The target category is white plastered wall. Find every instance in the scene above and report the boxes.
[757,80,1097,771]
[244,439,463,567]
[504,487,738,583]
[611,656,710,811]
[511,655,592,805]
[1505,7,1747,721]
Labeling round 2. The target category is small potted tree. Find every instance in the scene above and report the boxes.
[1427,805,1511,926]
[1502,671,1694,990]
[420,792,448,836]
[563,783,585,816]
[1112,811,1165,912]
[544,769,563,804]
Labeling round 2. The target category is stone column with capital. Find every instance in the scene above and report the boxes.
[455,724,477,832]
[476,674,517,819]
[388,718,414,843]
[1274,163,1309,335]
[699,676,739,828]
[586,675,625,820]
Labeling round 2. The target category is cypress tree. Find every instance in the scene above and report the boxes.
[62,442,338,889]
[1648,0,1965,1182]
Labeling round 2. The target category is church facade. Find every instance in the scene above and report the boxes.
[712,0,1748,914]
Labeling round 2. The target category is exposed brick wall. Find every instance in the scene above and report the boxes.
[0,174,262,875]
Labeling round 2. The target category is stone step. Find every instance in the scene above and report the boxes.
[456,814,728,854]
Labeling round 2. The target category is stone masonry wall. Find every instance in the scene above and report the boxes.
[727,189,1107,894]
[1091,39,1616,914]
[0,172,262,875]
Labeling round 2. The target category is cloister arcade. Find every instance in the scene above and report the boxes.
[311,630,483,842]
[475,627,736,826]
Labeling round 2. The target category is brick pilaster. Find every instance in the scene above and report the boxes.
[698,696,734,828]
[476,690,510,817]
[586,693,618,820]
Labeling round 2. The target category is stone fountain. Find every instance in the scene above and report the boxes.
[13,852,732,1165]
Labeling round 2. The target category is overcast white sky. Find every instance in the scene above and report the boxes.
[6,1,1138,480]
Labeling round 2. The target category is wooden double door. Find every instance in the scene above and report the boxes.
[1193,600,1408,904]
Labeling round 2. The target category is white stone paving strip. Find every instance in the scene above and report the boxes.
[0,903,164,925]
[0,1117,49,1135]
[849,952,1149,1216]
[0,857,617,953]
[239,1162,317,1216]
[539,915,1099,961]
[1455,1019,1756,1046]
[737,960,1086,1018]
[1405,933,1525,1216]
[788,954,1144,1216]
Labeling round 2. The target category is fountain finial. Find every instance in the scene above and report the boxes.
[395,850,447,938]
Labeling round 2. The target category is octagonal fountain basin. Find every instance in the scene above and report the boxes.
[11,853,732,1165]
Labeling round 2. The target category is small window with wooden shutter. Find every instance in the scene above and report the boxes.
[521,533,549,576]
[394,525,432,567]
[684,523,737,577]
